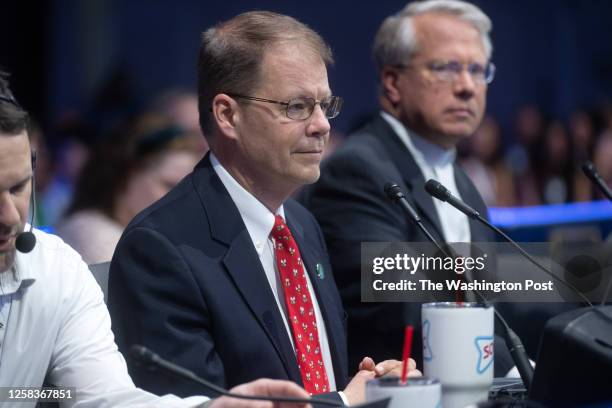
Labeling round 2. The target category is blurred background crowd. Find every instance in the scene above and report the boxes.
[2,1,612,263]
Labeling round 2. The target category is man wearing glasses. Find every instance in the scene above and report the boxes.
[302,0,513,375]
[109,11,409,406]
[0,70,326,408]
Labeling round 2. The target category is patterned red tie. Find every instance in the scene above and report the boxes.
[270,215,330,395]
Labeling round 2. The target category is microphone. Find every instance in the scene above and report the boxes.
[15,230,36,253]
[16,151,37,253]
[384,182,445,253]
[384,183,421,222]
[424,179,480,218]
[130,345,343,407]
[424,179,595,306]
[385,182,535,390]
[582,161,612,201]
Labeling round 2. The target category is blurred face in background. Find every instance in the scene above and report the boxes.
[116,149,199,226]
[0,131,32,272]
[160,93,209,154]
[472,116,501,162]
[544,121,570,164]
[594,133,612,187]
[515,105,544,145]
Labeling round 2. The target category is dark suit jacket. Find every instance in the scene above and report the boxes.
[301,113,512,374]
[108,155,348,399]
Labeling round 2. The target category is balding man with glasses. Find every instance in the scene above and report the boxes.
[302,0,514,375]
[109,11,413,406]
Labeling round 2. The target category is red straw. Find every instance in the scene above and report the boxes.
[400,325,414,384]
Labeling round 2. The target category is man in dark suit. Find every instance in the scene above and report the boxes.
[109,11,409,405]
[301,0,513,374]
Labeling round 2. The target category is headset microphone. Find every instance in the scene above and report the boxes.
[15,150,37,253]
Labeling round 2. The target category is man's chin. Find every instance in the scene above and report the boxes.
[287,165,321,186]
[438,125,477,143]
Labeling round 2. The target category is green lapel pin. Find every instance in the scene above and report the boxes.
[316,263,325,280]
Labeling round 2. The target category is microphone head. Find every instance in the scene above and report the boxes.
[582,161,597,181]
[424,179,449,202]
[384,182,405,201]
[130,344,157,365]
[15,231,36,253]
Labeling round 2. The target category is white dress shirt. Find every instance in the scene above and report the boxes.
[381,111,471,243]
[0,228,208,408]
[210,153,338,392]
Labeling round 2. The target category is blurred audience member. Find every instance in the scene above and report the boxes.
[460,116,517,206]
[56,114,200,264]
[40,116,92,226]
[569,110,598,201]
[27,121,54,226]
[151,88,209,154]
[506,104,544,205]
[593,130,612,200]
[536,119,574,204]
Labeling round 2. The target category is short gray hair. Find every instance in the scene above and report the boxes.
[197,11,333,136]
[373,0,492,72]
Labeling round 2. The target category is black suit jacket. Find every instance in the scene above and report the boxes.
[301,114,512,374]
[108,155,348,398]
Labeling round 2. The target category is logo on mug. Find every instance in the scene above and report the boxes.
[422,319,433,361]
[474,336,494,374]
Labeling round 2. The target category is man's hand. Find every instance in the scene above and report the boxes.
[341,357,423,405]
[209,378,311,408]
[358,357,422,378]
[342,369,376,405]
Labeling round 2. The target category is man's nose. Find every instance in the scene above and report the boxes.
[307,104,331,137]
[453,70,478,100]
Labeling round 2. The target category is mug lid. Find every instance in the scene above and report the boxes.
[422,301,490,309]
[367,376,440,387]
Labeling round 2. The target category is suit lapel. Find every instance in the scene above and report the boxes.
[194,156,303,384]
[222,237,303,385]
[453,164,491,241]
[286,209,348,388]
[370,115,445,242]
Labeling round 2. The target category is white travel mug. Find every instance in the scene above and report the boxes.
[422,302,494,408]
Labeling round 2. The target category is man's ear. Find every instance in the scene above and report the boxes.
[212,94,241,140]
[380,66,402,104]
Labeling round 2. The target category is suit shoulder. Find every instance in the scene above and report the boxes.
[119,173,213,250]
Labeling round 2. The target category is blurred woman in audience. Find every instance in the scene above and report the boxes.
[593,130,612,200]
[569,110,598,201]
[150,88,209,155]
[460,116,517,207]
[56,114,200,264]
[41,116,93,226]
[535,119,574,204]
[28,121,54,226]
[506,104,545,206]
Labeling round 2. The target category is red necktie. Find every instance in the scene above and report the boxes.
[270,215,330,395]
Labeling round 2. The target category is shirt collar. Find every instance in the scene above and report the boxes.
[380,111,456,168]
[210,153,285,255]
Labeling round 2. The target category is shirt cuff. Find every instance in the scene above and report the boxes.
[196,398,215,408]
[337,390,350,406]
